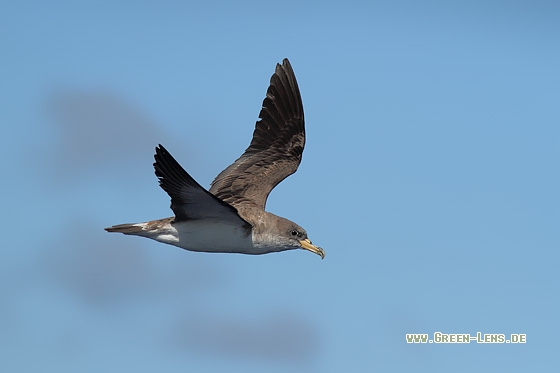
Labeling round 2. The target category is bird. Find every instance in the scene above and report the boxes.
[105,58,324,259]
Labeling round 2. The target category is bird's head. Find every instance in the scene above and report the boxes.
[254,214,324,259]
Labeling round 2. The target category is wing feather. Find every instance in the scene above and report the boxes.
[209,59,305,209]
[154,144,251,229]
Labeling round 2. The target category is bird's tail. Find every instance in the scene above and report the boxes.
[104,223,146,235]
[105,218,173,236]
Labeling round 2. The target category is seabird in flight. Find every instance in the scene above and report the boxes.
[105,59,324,259]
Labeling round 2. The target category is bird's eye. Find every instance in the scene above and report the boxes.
[291,230,299,237]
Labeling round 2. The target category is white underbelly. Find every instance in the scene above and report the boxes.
[154,220,255,253]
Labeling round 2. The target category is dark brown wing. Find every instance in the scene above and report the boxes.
[209,58,305,210]
[154,144,251,230]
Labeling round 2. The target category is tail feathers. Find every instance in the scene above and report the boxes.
[105,217,174,236]
[104,223,146,235]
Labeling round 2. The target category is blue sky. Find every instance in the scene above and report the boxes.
[2,1,559,371]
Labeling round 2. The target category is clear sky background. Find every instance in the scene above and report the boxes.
[2,1,559,372]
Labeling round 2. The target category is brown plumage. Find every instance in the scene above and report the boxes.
[105,59,324,259]
[210,59,305,210]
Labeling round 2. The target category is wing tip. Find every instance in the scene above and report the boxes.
[154,143,167,158]
[280,57,291,68]
[153,143,176,176]
[276,58,294,77]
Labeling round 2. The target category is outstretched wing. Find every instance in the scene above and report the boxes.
[154,144,251,229]
[209,58,305,210]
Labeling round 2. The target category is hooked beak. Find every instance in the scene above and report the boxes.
[299,238,325,259]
